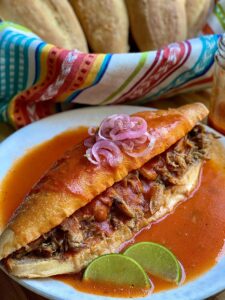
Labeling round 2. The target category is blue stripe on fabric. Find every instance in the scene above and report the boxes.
[0,30,14,98]
[0,28,12,45]
[23,37,37,89]
[5,33,22,100]
[13,35,26,95]
[143,35,219,102]
[95,54,112,83]
[33,42,46,84]
[66,54,112,103]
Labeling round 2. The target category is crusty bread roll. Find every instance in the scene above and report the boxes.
[126,0,187,51]
[186,0,211,37]
[0,0,88,51]
[70,0,129,53]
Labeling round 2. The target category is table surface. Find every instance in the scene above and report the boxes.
[0,90,224,300]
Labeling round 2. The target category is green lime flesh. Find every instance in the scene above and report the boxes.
[124,242,182,284]
[83,253,151,289]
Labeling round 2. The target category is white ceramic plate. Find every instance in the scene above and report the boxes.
[0,105,225,300]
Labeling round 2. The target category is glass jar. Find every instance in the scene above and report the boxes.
[209,35,225,134]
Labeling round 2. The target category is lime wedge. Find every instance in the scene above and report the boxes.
[83,254,151,288]
[124,242,183,284]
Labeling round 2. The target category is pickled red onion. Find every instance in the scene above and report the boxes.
[85,148,99,165]
[84,114,155,166]
[88,126,97,136]
[88,140,122,167]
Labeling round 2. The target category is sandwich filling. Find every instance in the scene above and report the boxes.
[8,125,211,264]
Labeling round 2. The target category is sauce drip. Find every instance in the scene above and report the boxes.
[0,127,225,297]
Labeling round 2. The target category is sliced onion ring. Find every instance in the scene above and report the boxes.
[84,113,155,166]
[88,126,97,136]
[89,140,122,167]
[85,148,99,165]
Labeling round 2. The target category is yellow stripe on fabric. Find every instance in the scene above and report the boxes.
[38,44,54,83]
[83,54,105,88]
[0,22,31,33]
[57,54,105,102]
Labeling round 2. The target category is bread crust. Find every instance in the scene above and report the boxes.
[0,0,88,51]
[5,162,202,278]
[0,103,208,259]
[70,0,129,53]
[126,0,187,51]
[186,0,211,37]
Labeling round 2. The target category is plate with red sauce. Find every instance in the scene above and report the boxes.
[0,105,225,300]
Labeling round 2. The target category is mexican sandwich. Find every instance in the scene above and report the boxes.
[0,103,212,278]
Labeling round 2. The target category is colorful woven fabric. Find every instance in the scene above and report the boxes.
[0,1,224,128]
[202,0,225,34]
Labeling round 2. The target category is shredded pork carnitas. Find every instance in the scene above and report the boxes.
[11,125,212,260]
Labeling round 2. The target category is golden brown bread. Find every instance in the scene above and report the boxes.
[0,103,208,259]
[6,162,202,278]
[186,0,211,37]
[126,0,187,51]
[0,0,88,51]
[70,0,129,53]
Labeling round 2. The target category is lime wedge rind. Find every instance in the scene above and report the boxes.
[124,241,183,284]
[83,253,151,289]
[178,261,186,286]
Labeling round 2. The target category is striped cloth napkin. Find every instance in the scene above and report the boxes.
[0,0,225,128]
